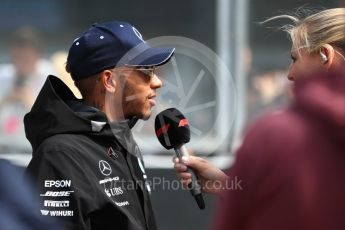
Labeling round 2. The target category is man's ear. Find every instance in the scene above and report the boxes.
[320,44,335,68]
[100,69,117,93]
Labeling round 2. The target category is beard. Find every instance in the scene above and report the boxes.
[121,82,152,120]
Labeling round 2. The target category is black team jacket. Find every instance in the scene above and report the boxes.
[24,75,156,230]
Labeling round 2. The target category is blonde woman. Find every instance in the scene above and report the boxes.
[274,8,345,81]
[174,7,345,229]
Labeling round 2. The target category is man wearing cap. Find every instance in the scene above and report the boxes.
[24,21,174,230]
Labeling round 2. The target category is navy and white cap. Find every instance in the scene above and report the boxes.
[67,21,175,81]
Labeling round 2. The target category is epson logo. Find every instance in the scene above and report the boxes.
[44,200,70,207]
[45,180,71,188]
[40,191,74,197]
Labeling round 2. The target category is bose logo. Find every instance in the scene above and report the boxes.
[40,191,74,197]
[45,180,71,188]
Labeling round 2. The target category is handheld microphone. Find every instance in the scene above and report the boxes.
[155,108,205,210]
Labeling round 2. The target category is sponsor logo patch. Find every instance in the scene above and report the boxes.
[40,191,74,197]
[50,210,74,217]
[98,160,112,176]
[99,177,119,185]
[44,180,71,188]
[44,200,70,207]
[114,201,130,207]
[105,187,124,197]
[41,210,74,217]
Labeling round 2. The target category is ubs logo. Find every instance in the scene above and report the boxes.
[99,160,112,176]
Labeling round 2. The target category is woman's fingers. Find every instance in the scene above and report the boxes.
[174,163,187,172]
[172,156,179,164]
[178,172,192,180]
[181,178,192,188]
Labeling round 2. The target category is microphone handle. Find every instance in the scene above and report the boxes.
[174,145,205,210]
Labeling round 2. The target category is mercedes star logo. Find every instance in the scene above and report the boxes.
[99,160,112,176]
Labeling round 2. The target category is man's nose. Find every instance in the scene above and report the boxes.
[151,74,163,88]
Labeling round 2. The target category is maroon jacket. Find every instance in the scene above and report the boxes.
[214,70,345,230]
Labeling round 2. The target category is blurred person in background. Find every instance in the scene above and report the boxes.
[246,69,292,121]
[0,26,55,152]
[174,7,345,230]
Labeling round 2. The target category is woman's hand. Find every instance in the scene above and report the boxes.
[173,156,229,195]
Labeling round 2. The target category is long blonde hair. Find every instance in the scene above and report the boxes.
[264,8,345,54]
